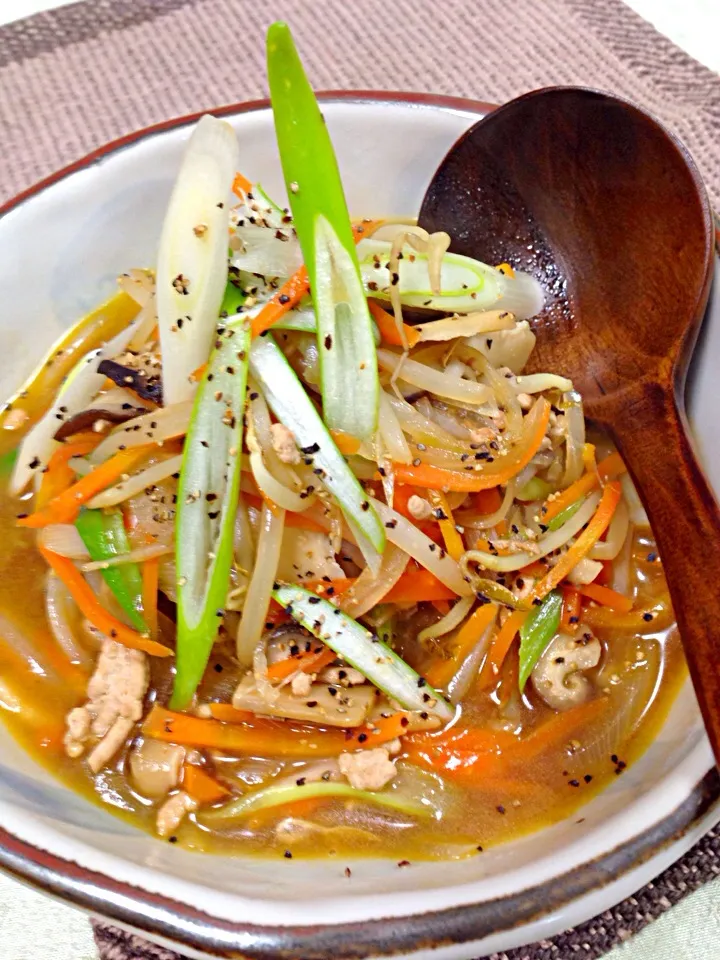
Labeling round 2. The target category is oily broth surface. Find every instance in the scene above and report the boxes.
[0,482,684,859]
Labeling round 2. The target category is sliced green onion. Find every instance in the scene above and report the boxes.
[273,583,452,720]
[356,239,544,318]
[75,508,147,632]
[518,591,562,691]
[547,497,585,532]
[517,476,553,502]
[249,334,385,554]
[172,284,249,709]
[267,22,379,440]
[156,115,239,406]
[274,304,381,345]
[204,778,430,822]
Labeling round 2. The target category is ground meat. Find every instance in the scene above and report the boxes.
[338,746,397,790]
[270,422,300,464]
[318,666,367,687]
[290,672,314,697]
[64,637,149,773]
[516,392,533,411]
[156,791,198,838]
[407,495,432,520]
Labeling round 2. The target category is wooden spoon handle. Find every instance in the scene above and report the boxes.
[610,382,720,766]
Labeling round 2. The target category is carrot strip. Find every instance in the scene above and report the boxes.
[471,487,503,515]
[266,644,338,682]
[432,599,451,616]
[581,592,673,632]
[250,221,383,338]
[528,483,622,603]
[142,558,159,640]
[560,586,581,629]
[514,696,610,760]
[391,401,550,492]
[183,763,230,805]
[383,567,457,603]
[19,446,153,527]
[232,172,253,198]
[35,436,98,510]
[189,362,207,383]
[541,452,626,523]
[330,430,361,455]
[207,704,259,724]
[428,489,464,561]
[38,546,172,657]
[478,609,527,689]
[367,300,421,348]
[578,582,633,613]
[425,602,498,689]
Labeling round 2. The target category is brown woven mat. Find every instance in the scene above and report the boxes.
[1,0,719,958]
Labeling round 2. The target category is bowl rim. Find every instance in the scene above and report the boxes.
[0,89,718,959]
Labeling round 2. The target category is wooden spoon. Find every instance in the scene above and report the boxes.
[419,87,718,760]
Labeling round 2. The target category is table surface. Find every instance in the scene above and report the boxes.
[0,1,719,959]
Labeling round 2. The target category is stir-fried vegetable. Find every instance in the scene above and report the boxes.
[518,591,563,691]
[267,22,379,440]
[273,583,453,720]
[172,284,250,709]
[156,115,239,405]
[74,508,147,632]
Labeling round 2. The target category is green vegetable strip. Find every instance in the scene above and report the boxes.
[172,283,249,709]
[273,584,452,720]
[266,21,379,440]
[518,591,562,692]
[249,334,385,554]
[546,497,585,532]
[75,508,147,632]
[204,778,430,822]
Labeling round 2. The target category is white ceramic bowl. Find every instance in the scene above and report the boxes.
[0,93,718,960]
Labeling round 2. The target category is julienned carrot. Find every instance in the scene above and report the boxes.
[560,586,581,629]
[428,489,464,561]
[142,557,159,640]
[391,401,550,492]
[231,172,253,198]
[425,602,498,689]
[471,487,503,515]
[383,567,457,603]
[207,704,258,723]
[367,300,421,348]
[19,445,153,527]
[528,482,622,604]
[183,763,230,805]
[581,592,673,632]
[265,644,338,682]
[478,609,527,689]
[35,436,98,510]
[38,547,172,657]
[578,582,633,613]
[541,452,626,523]
[250,221,383,338]
[330,430,361,455]
[514,696,609,760]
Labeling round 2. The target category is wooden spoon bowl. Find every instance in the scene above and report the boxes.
[419,87,719,758]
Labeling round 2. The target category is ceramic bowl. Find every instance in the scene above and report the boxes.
[0,93,718,960]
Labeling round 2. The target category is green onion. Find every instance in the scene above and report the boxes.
[204,778,431,822]
[249,334,385,554]
[272,583,452,720]
[172,283,249,709]
[517,476,553,502]
[266,22,379,440]
[75,508,147,633]
[518,591,562,692]
[547,498,585,532]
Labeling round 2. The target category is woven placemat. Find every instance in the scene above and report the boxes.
[1,1,719,958]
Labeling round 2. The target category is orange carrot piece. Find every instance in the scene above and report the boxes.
[391,402,550,492]
[330,430,361,455]
[478,609,527,689]
[383,567,458,603]
[471,487,503,515]
[432,599,451,616]
[189,362,208,383]
[581,592,673,632]
[231,172,253,198]
[425,602,498,689]
[541,452,626,522]
[428,489,464,561]
[19,445,153,527]
[38,546,172,657]
[367,300,421,348]
[207,704,259,724]
[35,436,98,510]
[345,712,412,748]
[514,696,610,760]
[266,644,338,682]
[250,221,384,339]
[142,558,159,640]
[578,582,633,613]
[560,586,582,630]
[183,763,230,805]
[528,483,622,603]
